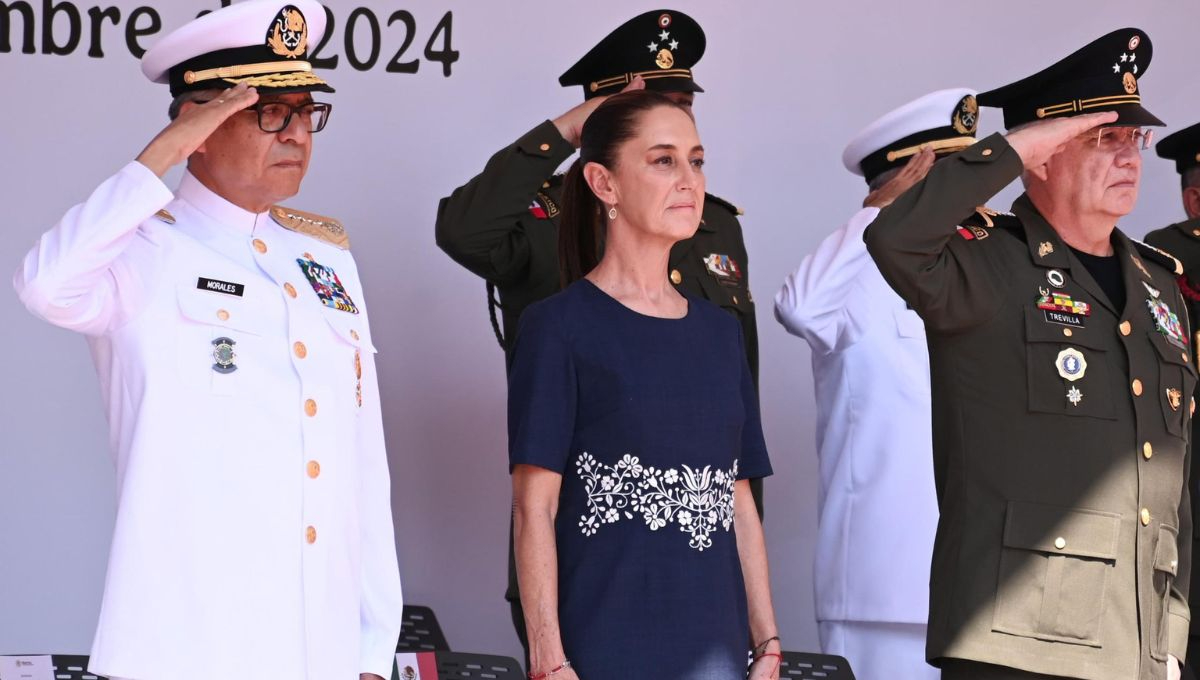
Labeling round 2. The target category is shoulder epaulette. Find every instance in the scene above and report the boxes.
[154,209,176,224]
[956,206,1015,240]
[705,192,744,217]
[270,205,350,250]
[1132,239,1184,276]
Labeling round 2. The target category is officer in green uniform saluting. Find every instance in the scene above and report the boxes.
[434,8,763,660]
[865,28,1192,680]
[1145,122,1200,680]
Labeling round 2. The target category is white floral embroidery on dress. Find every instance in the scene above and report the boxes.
[575,452,738,551]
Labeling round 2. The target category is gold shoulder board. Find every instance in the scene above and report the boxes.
[270,205,350,250]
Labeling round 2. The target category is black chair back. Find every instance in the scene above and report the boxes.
[434,652,524,680]
[396,604,451,652]
[779,651,856,680]
[0,655,108,680]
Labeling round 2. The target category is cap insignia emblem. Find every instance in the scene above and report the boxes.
[1122,71,1138,95]
[952,95,979,135]
[267,5,308,59]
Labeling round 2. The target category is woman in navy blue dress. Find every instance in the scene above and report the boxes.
[508,88,781,680]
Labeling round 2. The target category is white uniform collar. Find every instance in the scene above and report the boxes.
[176,171,269,235]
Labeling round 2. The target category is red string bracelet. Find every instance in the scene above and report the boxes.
[528,659,572,680]
[753,652,782,666]
[754,652,783,667]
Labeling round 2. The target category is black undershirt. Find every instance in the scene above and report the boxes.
[1070,246,1126,313]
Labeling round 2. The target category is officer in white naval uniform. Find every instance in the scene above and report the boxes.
[774,89,983,680]
[12,2,403,679]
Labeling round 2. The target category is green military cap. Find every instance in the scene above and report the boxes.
[978,28,1163,130]
[1155,122,1200,174]
[559,9,705,100]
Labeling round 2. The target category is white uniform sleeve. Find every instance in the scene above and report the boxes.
[773,206,881,355]
[13,161,175,336]
[355,309,404,676]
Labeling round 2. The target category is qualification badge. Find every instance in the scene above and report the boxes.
[297,257,360,314]
[212,337,237,374]
[1056,347,1087,382]
[1167,387,1183,411]
[1067,386,1083,406]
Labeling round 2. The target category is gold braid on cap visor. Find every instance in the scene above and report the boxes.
[1036,94,1142,119]
[590,68,693,93]
[885,136,977,162]
[183,61,323,86]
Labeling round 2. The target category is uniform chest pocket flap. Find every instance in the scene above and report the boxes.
[1148,331,1197,438]
[1024,307,1114,420]
[320,308,376,353]
[992,501,1120,647]
[176,284,266,336]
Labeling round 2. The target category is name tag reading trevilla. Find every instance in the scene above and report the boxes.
[0,655,55,680]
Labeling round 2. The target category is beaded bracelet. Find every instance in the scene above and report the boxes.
[528,659,572,680]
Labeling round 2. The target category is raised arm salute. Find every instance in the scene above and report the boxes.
[14,3,404,679]
[866,29,1190,680]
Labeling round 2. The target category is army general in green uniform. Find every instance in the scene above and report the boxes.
[865,29,1192,680]
[1145,122,1200,680]
[433,9,763,658]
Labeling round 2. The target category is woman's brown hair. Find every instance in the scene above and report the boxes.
[557,90,692,287]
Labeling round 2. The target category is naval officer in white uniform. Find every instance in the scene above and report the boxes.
[13,2,403,678]
[774,89,984,680]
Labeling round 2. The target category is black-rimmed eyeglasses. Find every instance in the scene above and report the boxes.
[206,100,333,133]
[251,101,332,133]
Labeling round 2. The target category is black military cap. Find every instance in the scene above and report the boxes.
[142,0,334,97]
[1155,122,1200,174]
[978,28,1162,130]
[559,10,705,100]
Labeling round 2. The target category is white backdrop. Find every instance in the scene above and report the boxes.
[3,0,1200,665]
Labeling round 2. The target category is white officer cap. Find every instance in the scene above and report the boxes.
[842,88,979,184]
[142,0,332,97]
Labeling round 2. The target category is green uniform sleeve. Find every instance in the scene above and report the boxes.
[434,120,575,285]
[1172,286,1195,661]
[863,132,1024,333]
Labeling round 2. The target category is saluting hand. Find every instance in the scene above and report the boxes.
[863,145,936,209]
[135,82,260,177]
[1005,110,1118,171]
[551,76,647,148]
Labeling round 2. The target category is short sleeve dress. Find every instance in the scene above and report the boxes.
[508,278,772,679]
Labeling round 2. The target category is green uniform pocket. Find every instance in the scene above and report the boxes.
[1150,524,1179,661]
[1024,306,1115,420]
[1149,331,1197,438]
[992,501,1120,647]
